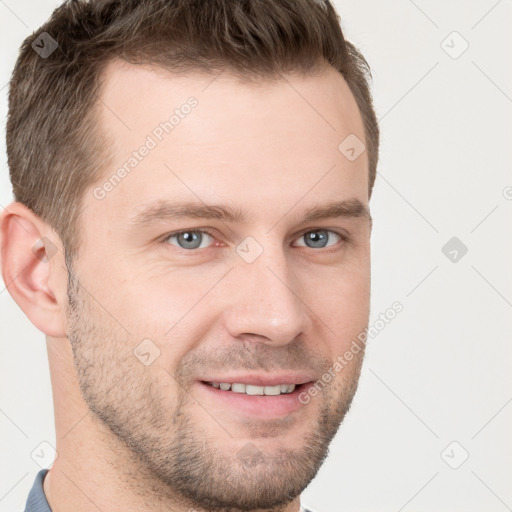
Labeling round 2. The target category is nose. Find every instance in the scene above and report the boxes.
[222,240,312,346]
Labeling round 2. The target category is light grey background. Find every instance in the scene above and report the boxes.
[1,1,511,511]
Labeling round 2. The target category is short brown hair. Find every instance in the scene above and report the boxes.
[6,0,379,264]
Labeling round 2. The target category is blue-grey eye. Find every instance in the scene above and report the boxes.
[166,230,214,250]
[296,230,341,249]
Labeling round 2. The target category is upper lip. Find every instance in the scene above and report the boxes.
[199,373,315,387]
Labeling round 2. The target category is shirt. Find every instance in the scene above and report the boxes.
[25,469,316,512]
[24,469,51,512]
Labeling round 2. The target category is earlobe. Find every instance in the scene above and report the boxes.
[0,202,68,338]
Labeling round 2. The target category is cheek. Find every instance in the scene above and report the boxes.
[306,260,370,352]
[109,269,226,368]
[111,262,222,324]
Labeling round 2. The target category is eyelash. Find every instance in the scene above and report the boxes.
[159,228,349,254]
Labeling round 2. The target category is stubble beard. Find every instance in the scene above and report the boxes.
[64,263,364,511]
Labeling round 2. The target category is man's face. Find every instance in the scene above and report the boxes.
[66,61,371,510]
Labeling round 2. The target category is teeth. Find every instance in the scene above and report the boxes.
[264,385,281,396]
[246,384,264,395]
[231,383,246,393]
[208,382,296,395]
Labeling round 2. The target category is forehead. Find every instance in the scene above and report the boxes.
[85,60,368,226]
[97,59,364,138]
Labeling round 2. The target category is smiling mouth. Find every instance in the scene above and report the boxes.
[201,381,309,396]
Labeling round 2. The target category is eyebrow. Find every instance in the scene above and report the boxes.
[128,197,371,227]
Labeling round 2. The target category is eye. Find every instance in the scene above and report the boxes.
[163,230,215,250]
[294,229,344,249]
[160,228,347,253]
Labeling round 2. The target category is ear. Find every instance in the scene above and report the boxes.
[0,202,68,337]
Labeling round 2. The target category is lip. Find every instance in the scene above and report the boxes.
[196,380,314,418]
[197,373,316,387]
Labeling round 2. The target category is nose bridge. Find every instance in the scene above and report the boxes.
[223,237,311,344]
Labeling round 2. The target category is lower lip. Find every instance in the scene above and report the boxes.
[197,381,311,418]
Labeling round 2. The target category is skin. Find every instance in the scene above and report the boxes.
[0,60,371,512]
